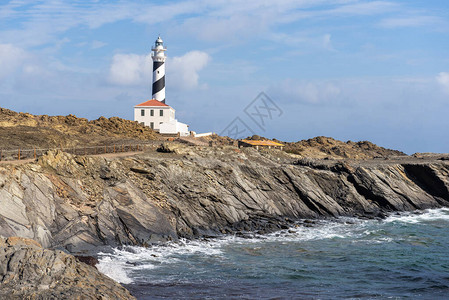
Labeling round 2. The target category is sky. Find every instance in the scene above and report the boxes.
[0,0,449,154]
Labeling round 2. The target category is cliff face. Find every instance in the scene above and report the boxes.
[0,237,135,299]
[0,146,448,253]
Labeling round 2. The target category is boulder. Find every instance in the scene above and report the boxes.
[0,237,135,299]
[157,142,186,154]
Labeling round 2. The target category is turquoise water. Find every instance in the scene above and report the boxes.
[97,208,449,299]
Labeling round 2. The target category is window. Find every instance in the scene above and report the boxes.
[150,122,154,129]
[141,109,145,116]
[150,109,154,116]
[160,110,164,116]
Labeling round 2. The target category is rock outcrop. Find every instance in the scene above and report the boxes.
[0,107,159,150]
[283,136,406,158]
[0,146,448,252]
[0,237,135,299]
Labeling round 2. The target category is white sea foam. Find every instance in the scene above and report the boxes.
[97,208,449,283]
[97,219,370,283]
[96,256,134,284]
[264,221,357,242]
[384,208,449,224]
[97,239,226,283]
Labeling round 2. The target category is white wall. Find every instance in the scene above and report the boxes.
[134,107,175,130]
[176,121,189,137]
[194,132,213,138]
[160,120,189,136]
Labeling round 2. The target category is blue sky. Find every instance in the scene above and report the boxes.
[1,0,449,153]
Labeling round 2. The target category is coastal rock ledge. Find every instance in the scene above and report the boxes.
[0,146,448,253]
[0,237,135,300]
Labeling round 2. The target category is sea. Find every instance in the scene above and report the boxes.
[97,208,449,299]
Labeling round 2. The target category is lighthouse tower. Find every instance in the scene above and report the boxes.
[151,36,166,103]
[134,35,189,137]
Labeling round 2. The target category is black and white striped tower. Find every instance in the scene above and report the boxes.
[151,36,167,103]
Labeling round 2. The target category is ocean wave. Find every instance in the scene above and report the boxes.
[97,220,370,283]
[96,256,134,284]
[97,208,449,284]
[97,239,225,284]
[384,208,449,224]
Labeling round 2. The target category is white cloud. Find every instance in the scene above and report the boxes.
[0,44,28,80]
[275,79,341,104]
[108,50,210,89]
[181,14,268,42]
[436,72,449,94]
[0,0,403,48]
[108,53,152,86]
[322,34,335,51]
[177,1,400,43]
[168,51,210,89]
[379,15,444,28]
[267,31,338,52]
[92,40,107,49]
[326,1,398,16]
[274,76,423,106]
[270,75,449,109]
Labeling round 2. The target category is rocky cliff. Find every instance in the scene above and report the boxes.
[0,144,448,253]
[0,237,134,299]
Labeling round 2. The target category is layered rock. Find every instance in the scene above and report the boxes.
[0,146,448,252]
[0,237,135,299]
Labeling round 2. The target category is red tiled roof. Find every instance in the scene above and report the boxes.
[135,99,169,107]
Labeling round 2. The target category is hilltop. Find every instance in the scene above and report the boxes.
[234,135,406,159]
[283,136,406,159]
[0,107,159,150]
[0,107,407,160]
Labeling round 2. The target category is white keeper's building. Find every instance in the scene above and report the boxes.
[134,36,190,137]
[134,99,189,136]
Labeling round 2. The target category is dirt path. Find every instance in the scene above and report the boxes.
[178,137,209,146]
[0,151,144,165]
[89,151,143,158]
[0,158,35,165]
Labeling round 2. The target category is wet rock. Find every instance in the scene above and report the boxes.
[75,255,99,267]
[0,237,134,299]
[130,167,150,174]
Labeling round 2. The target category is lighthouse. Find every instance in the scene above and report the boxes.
[151,36,166,103]
[134,35,190,136]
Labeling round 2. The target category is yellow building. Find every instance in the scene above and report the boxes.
[238,140,284,150]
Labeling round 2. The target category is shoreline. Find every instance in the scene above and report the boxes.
[0,146,448,252]
[90,206,444,259]
[97,207,449,299]
[0,145,448,298]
